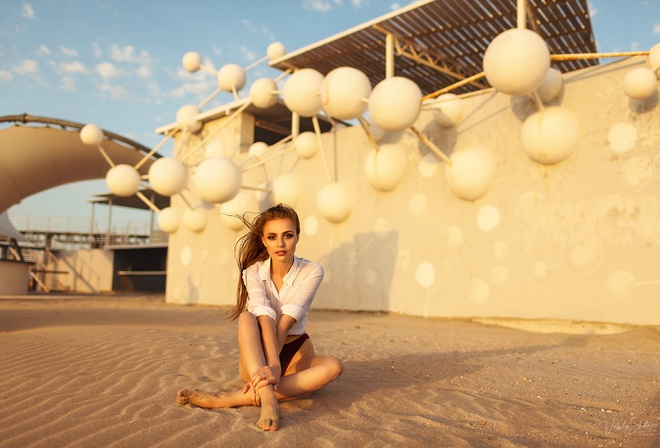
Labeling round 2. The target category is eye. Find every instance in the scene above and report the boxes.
[267,235,276,240]
[284,233,295,239]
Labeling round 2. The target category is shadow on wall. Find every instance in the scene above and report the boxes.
[316,231,398,312]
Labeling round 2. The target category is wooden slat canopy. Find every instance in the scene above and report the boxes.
[270,0,597,95]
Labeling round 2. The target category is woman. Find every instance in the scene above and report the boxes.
[176,204,343,431]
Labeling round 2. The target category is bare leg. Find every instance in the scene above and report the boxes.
[176,312,280,431]
[175,355,342,406]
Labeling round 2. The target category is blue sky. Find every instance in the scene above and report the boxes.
[1,0,659,230]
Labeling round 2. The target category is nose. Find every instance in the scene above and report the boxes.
[277,237,285,247]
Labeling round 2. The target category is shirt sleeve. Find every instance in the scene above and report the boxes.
[244,265,277,321]
[280,264,324,322]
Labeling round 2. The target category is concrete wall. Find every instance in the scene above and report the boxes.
[53,249,114,293]
[165,57,660,325]
[0,260,29,294]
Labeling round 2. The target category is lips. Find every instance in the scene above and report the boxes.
[275,250,287,256]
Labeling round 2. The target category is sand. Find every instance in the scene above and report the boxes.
[0,294,658,448]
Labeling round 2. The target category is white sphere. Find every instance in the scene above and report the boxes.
[204,140,226,158]
[148,157,188,197]
[80,124,103,145]
[622,67,658,100]
[249,142,269,160]
[193,157,242,204]
[220,191,254,231]
[176,105,202,133]
[272,174,300,206]
[158,207,179,234]
[267,42,286,60]
[183,207,208,232]
[320,67,371,120]
[295,132,318,159]
[249,77,279,109]
[649,42,660,76]
[217,63,247,92]
[182,51,202,72]
[364,143,408,192]
[483,28,551,96]
[431,93,464,127]
[317,183,353,223]
[105,164,141,197]
[536,68,564,103]
[445,146,496,201]
[369,77,422,132]
[282,68,325,117]
[521,106,580,164]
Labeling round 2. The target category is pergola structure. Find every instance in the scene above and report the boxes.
[269,0,598,96]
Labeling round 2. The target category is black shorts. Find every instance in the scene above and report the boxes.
[279,333,309,374]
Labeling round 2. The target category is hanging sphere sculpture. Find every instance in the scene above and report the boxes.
[364,143,408,192]
[445,146,496,201]
[622,67,658,100]
[193,157,242,204]
[267,42,286,60]
[217,63,247,92]
[176,105,202,133]
[80,124,103,145]
[272,174,300,207]
[317,183,353,223]
[369,77,422,132]
[249,77,279,109]
[182,52,202,73]
[431,93,464,127]
[105,164,141,197]
[521,106,580,165]
[483,28,551,96]
[148,157,188,197]
[649,42,660,76]
[320,66,371,120]
[295,132,318,159]
[220,191,254,231]
[183,206,208,232]
[282,68,325,117]
[536,68,564,103]
[158,207,180,234]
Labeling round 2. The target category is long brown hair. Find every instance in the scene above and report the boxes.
[227,203,301,320]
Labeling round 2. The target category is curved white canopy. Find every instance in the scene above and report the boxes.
[0,115,158,215]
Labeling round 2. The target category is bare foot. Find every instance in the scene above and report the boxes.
[256,389,280,431]
[176,388,220,408]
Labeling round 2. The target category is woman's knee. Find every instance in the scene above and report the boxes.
[325,357,343,380]
[237,311,256,327]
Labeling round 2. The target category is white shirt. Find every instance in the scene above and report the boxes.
[243,256,324,335]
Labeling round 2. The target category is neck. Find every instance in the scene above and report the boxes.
[270,256,293,277]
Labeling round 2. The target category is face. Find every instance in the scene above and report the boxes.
[261,218,299,264]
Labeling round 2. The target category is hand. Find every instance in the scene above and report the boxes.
[250,365,282,392]
[242,382,261,407]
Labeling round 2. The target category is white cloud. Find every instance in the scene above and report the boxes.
[136,65,152,78]
[588,1,597,17]
[0,70,12,81]
[390,3,401,10]
[98,82,131,101]
[59,46,78,57]
[36,44,50,56]
[240,46,257,61]
[110,44,151,65]
[13,59,38,74]
[302,0,341,13]
[351,0,364,7]
[59,76,75,92]
[96,62,119,80]
[242,19,258,33]
[21,3,35,19]
[60,61,87,74]
[654,24,660,35]
[92,43,102,58]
